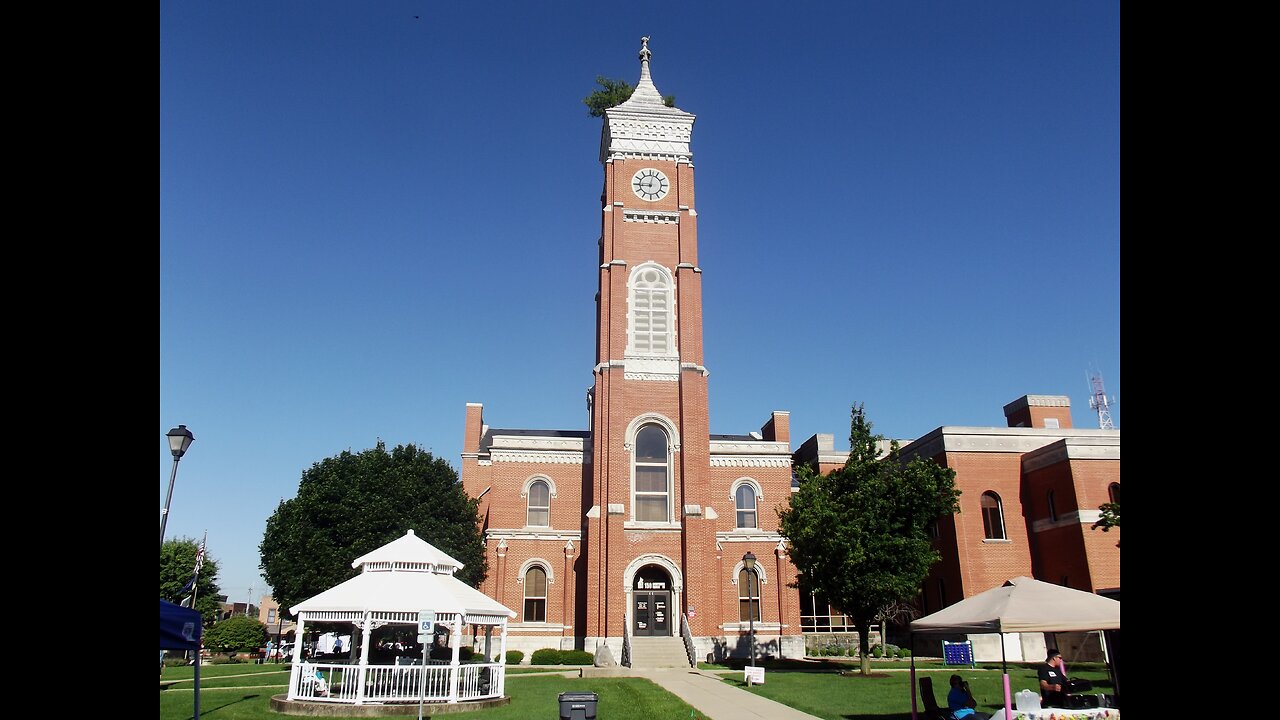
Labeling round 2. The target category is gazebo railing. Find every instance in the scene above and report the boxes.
[292,661,504,704]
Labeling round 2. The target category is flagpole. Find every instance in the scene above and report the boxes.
[191,530,207,609]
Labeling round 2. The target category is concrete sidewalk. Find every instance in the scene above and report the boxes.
[638,668,822,720]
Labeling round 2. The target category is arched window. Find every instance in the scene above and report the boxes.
[1108,482,1120,505]
[981,492,1006,540]
[1047,490,1058,522]
[737,568,760,622]
[523,566,547,622]
[527,479,550,527]
[629,265,674,356]
[735,484,758,529]
[634,425,670,522]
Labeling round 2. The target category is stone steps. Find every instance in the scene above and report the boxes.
[628,636,692,669]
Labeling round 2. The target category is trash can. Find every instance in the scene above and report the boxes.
[558,691,599,720]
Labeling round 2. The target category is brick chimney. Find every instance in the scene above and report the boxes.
[1003,395,1072,429]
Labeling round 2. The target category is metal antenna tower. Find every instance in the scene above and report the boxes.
[1087,371,1116,430]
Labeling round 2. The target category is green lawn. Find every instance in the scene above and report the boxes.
[161,675,698,720]
[716,663,1114,720]
[161,661,1113,720]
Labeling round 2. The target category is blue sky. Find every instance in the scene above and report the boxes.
[160,1,1120,609]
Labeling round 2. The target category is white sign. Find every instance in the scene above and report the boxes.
[418,610,436,633]
[744,666,765,685]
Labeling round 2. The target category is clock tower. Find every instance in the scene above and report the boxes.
[463,39,802,663]
[584,36,714,647]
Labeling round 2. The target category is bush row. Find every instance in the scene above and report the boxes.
[811,643,912,658]
[505,650,524,665]
[530,648,595,665]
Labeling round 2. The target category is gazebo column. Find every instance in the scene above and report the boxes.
[484,626,493,663]
[287,614,306,700]
[448,614,461,703]
[355,611,372,705]
[498,621,508,696]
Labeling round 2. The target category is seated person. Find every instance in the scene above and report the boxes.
[1038,649,1069,707]
[947,674,989,720]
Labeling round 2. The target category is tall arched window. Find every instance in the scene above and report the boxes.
[527,479,550,527]
[735,484,758,529]
[634,425,670,522]
[1047,490,1058,522]
[523,566,547,622]
[981,491,1006,540]
[629,265,674,356]
[737,568,760,622]
[1108,482,1120,505]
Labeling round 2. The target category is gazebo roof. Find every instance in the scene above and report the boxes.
[349,528,466,572]
[289,530,515,619]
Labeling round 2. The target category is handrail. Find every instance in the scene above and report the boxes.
[622,610,632,668]
[681,612,697,668]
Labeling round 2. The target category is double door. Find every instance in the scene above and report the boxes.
[632,590,671,636]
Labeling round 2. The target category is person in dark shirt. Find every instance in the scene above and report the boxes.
[1038,649,1068,707]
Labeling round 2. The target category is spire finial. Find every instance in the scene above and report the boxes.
[639,36,652,62]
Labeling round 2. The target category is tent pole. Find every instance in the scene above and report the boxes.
[1001,632,1011,720]
[909,633,917,720]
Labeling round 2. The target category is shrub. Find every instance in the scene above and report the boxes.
[871,647,883,658]
[531,648,562,665]
[898,648,911,658]
[846,646,857,657]
[162,657,191,668]
[561,650,594,665]
[459,648,474,661]
[505,650,524,665]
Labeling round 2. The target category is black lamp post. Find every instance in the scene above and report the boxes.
[160,424,195,552]
[743,551,758,684]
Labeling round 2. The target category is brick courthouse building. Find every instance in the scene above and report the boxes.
[460,42,1119,664]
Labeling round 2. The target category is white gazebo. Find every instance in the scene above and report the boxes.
[285,530,516,706]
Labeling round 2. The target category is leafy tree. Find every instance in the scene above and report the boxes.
[1092,502,1120,547]
[779,404,960,676]
[1093,502,1120,531]
[160,537,222,624]
[260,442,486,611]
[583,76,675,117]
[204,615,267,653]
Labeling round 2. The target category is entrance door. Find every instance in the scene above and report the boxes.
[633,565,673,636]
[633,590,671,636]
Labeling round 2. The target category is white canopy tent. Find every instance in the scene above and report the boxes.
[285,529,516,706]
[908,577,1120,720]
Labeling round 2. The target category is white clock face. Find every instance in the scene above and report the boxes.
[631,168,670,202]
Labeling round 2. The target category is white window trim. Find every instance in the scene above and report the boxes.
[523,475,555,528]
[730,477,762,529]
[516,559,554,586]
[626,414,681,526]
[625,262,678,358]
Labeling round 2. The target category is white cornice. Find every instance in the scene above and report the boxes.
[710,440,791,468]
[1030,510,1103,533]
[900,426,1121,461]
[489,435,586,451]
[490,450,585,465]
[486,529,583,541]
[1021,437,1121,473]
[623,209,680,224]
[710,456,792,468]
[715,530,784,543]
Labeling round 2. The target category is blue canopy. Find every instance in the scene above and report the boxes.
[160,599,202,650]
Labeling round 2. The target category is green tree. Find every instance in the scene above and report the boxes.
[779,404,960,676]
[204,615,268,654]
[160,537,222,624]
[583,76,675,117]
[260,442,486,611]
[1093,502,1120,531]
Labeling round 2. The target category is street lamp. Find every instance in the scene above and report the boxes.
[743,551,758,684]
[160,424,195,552]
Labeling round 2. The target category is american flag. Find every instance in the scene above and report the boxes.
[194,537,206,573]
